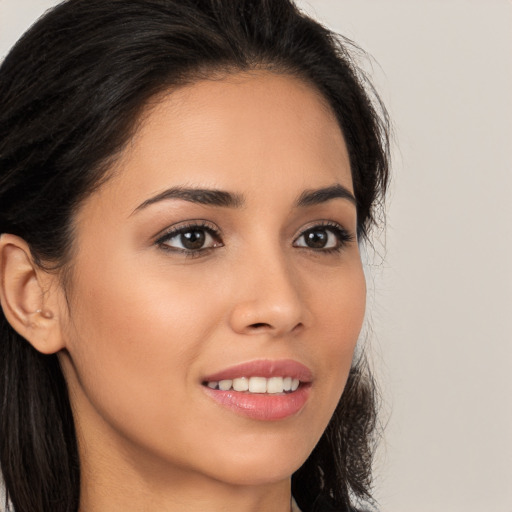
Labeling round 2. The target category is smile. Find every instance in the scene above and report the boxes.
[202,360,312,420]
[204,376,301,394]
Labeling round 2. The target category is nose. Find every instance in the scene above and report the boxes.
[228,251,310,337]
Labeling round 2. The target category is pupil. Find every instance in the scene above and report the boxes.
[181,230,205,250]
[306,229,328,248]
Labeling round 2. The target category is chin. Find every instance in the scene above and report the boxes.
[208,461,301,487]
[196,437,313,487]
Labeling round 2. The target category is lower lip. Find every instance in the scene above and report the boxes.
[202,385,310,421]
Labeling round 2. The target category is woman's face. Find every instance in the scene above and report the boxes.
[57,71,366,488]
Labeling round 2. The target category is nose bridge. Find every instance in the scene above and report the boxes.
[228,240,308,335]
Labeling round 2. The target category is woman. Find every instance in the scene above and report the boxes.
[0,1,389,511]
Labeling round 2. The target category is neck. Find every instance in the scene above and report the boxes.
[79,466,293,512]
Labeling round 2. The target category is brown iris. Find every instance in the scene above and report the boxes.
[303,228,329,249]
[180,230,206,250]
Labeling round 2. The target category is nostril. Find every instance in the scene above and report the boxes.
[249,322,271,329]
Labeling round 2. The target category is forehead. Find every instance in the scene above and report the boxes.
[83,71,352,216]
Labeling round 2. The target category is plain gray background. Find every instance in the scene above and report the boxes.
[1,1,511,511]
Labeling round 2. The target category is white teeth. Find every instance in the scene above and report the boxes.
[267,376,284,394]
[218,379,232,391]
[205,376,302,394]
[249,376,267,393]
[232,377,249,391]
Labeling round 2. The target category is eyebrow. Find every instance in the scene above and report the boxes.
[133,186,245,213]
[295,184,356,207]
[132,183,355,214]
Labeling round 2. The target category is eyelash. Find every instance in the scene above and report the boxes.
[155,220,354,258]
[295,221,355,254]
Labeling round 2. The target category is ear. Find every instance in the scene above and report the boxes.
[0,234,65,354]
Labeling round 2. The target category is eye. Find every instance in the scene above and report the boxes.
[293,223,354,251]
[156,223,223,253]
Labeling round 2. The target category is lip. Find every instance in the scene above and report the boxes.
[202,359,312,421]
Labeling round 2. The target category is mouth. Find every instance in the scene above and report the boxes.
[203,376,301,394]
[201,359,312,421]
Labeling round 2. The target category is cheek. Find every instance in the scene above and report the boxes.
[308,259,366,398]
[312,256,366,344]
[61,253,223,432]
[68,247,218,349]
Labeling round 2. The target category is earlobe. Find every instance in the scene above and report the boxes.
[0,234,64,354]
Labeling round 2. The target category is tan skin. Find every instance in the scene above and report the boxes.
[0,72,366,512]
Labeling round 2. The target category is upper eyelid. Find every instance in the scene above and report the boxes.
[154,220,222,243]
[293,220,353,239]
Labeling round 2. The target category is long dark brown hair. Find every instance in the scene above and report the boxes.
[0,1,389,511]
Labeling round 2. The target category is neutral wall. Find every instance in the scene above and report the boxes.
[1,1,511,511]
[294,2,512,511]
